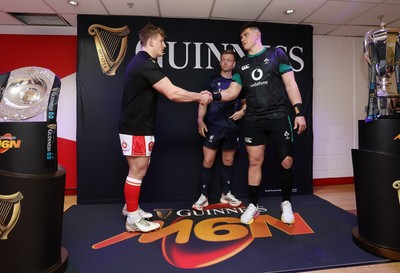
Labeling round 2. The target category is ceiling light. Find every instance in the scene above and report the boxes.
[68,0,78,6]
[284,9,295,15]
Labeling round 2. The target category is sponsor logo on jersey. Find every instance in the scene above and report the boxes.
[249,68,268,88]
[241,64,250,70]
[251,69,263,81]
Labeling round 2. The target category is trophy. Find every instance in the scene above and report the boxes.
[0,66,60,122]
[363,22,400,122]
[0,68,67,272]
[0,66,61,173]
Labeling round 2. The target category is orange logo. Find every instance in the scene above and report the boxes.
[0,134,21,153]
[92,205,314,269]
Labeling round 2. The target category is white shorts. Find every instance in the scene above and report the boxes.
[119,134,155,156]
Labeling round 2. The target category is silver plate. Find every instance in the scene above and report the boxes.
[0,67,56,120]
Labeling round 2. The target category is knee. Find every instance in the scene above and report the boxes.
[128,168,147,180]
[222,158,234,166]
[249,157,263,168]
[136,167,148,178]
[203,159,214,168]
[281,156,293,169]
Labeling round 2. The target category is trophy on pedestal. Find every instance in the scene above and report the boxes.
[352,20,400,261]
[0,67,68,272]
[363,21,400,122]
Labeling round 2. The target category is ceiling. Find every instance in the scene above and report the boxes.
[0,0,399,37]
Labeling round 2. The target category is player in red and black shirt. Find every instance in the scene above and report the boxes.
[209,23,307,225]
[119,23,212,232]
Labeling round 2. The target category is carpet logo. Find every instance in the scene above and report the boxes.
[92,204,314,269]
[0,134,21,154]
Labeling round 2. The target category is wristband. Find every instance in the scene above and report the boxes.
[212,92,222,101]
[293,103,304,117]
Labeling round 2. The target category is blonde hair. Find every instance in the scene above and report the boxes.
[221,49,236,61]
[139,23,166,46]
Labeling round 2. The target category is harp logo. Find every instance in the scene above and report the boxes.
[88,24,130,76]
[0,192,23,240]
[393,181,400,206]
[0,134,21,154]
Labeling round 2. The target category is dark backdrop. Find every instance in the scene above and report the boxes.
[77,15,313,204]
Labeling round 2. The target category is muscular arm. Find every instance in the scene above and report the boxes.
[282,71,302,105]
[282,71,307,134]
[217,81,242,101]
[153,76,210,104]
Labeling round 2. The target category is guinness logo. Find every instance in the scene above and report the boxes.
[88,24,130,76]
[393,181,400,206]
[0,192,23,240]
[154,208,173,220]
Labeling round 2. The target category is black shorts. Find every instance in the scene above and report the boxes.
[203,127,239,150]
[243,116,293,146]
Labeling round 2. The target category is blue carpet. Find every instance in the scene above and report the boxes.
[62,195,389,273]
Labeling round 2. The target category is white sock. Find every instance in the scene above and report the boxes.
[127,210,140,223]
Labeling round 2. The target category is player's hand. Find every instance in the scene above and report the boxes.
[200,90,211,95]
[198,121,208,137]
[199,91,212,106]
[293,116,307,134]
[230,109,245,121]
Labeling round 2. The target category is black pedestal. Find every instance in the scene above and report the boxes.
[0,168,68,273]
[358,119,400,155]
[0,122,58,174]
[352,119,400,260]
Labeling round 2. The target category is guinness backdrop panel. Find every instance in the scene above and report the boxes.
[77,15,314,203]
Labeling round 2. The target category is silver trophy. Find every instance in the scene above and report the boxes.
[363,22,400,122]
[0,67,61,171]
[0,67,60,122]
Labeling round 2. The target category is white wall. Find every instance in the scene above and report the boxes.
[312,35,369,179]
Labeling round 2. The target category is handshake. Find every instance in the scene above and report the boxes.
[199,90,213,106]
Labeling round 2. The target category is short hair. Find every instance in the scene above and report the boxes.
[240,22,261,34]
[139,23,166,46]
[221,49,237,61]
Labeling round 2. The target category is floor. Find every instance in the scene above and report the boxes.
[63,184,400,273]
